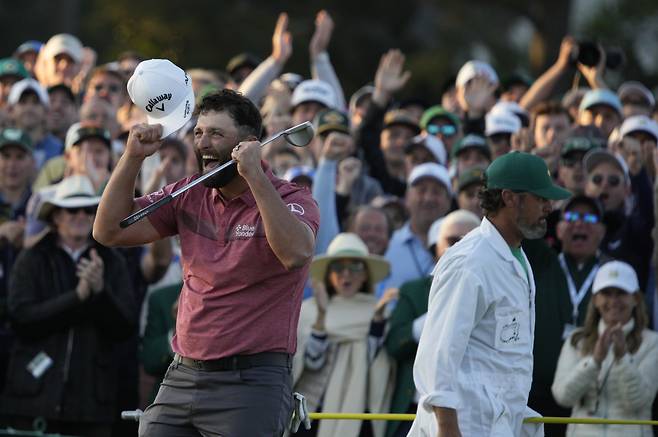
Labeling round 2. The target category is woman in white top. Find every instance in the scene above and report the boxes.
[293,233,396,437]
[552,260,658,437]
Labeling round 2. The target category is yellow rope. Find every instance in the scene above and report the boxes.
[309,413,658,426]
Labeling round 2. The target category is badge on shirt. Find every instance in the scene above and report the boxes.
[27,351,53,379]
[287,203,305,216]
[562,323,577,341]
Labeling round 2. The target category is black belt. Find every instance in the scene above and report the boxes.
[174,352,291,371]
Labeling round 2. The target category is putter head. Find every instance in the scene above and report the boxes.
[283,121,315,147]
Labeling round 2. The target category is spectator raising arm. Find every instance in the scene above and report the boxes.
[310,10,346,110]
[239,13,293,105]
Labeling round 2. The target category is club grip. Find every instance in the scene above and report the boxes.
[119,195,173,228]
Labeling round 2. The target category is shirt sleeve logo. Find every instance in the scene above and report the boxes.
[287,203,305,215]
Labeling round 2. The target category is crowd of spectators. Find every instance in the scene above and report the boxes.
[0,10,658,437]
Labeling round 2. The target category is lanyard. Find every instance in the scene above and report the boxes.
[406,239,432,278]
[558,254,599,325]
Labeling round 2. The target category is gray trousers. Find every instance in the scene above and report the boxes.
[138,360,292,437]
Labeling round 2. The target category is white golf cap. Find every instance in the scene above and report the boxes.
[456,60,499,88]
[127,59,195,139]
[405,134,447,165]
[407,162,452,195]
[618,81,655,108]
[291,79,336,109]
[8,78,49,107]
[485,111,521,136]
[592,260,639,294]
[619,115,658,142]
[42,33,83,63]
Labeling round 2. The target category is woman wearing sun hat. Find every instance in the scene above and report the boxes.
[552,260,658,437]
[292,233,396,437]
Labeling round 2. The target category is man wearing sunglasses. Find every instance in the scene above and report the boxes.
[525,195,606,432]
[584,148,653,292]
[419,105,461,157]
[84,65,127,112]
[2,174,136,436]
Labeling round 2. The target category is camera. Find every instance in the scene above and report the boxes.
[573,41,624,70]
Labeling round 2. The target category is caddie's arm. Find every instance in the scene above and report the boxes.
[93,124,163,247]
[231,140,315,270]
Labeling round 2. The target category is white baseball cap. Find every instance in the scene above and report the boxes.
[618,81,655,108]
[8,78,49,106]
[127,59,195,139]
[456,60,499,88]
[619,115,658,142]
[407,162,452,195]
[485,111,521,136]
[291,79,337,109]
[592,260,639,294]
[405,134,447,165]
[42,34,83,63]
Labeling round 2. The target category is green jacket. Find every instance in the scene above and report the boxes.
[384,276,431,437]
[522,239,602,411]
[140,283,181,402]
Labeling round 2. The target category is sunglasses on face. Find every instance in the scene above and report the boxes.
[426,124,457,137]
[328,260,366,274]
[563,211,599,224]
[94,83,120,94]
[590,174,621,187]
[63,206,97,215]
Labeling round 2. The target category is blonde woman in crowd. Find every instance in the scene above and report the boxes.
[552,260,658,436]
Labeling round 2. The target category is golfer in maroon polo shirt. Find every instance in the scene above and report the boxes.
[94,89,319,437]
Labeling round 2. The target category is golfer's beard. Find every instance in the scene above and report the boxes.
[517,215,547,240]
[196,150,239,188]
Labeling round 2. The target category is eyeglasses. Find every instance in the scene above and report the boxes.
[93,83,121,94]
[63,206,97,215]
[563,211,600,224]
[328,260,366,274]
[426,124,457,137]
[590,174,621,187]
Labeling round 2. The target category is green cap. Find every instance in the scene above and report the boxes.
[314,108,350,136]
[457,166,486,192]
[0,128,33,153]
[560,136,601,158]
[420,105,460,130]
[452,134,491,160]
[485,151,571,200]
[0,58,28,79]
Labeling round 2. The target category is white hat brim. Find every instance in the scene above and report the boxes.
[147,87,195,139]
[310,253,390,286]
[37,195,100,221]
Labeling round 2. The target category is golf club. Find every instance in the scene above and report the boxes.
[119,121,315,228]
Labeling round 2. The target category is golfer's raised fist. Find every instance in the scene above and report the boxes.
[126,123,163,159]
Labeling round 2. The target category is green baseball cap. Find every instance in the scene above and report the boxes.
[0,58,28,80]
[560,136,601,158]
[420,105,460,130]
[457,166,486,192]
[485,151,571,200]
[0,128,33,153]
[314,108,350,136]
[451,134,491,160]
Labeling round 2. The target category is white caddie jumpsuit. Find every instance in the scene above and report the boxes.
[408,217,543,437]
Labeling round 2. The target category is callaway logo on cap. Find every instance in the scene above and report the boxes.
[127,59,195,139]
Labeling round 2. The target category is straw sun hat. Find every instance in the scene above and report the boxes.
[310,233,390,284]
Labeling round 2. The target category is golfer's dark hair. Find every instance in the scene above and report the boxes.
[194,89,263,139]
[478,174,505,214]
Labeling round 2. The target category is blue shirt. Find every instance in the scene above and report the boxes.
[383,222,435,290]
[33,134,63,170]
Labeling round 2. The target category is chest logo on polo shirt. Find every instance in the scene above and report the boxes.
[287,203,305,215]
[233,224,256,238]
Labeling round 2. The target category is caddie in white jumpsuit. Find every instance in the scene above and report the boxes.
[408,152,571,437]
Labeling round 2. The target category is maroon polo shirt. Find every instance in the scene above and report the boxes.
[135,164,319,360]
